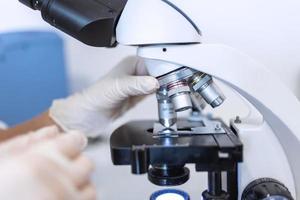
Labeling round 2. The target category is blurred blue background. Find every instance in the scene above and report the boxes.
[0,31,68,126]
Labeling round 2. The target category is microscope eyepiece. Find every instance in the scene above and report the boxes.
[19,0,34,9]
[19,0,43,10]
[19,0,128,47]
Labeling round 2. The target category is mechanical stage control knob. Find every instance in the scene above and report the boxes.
[242,178,294,200]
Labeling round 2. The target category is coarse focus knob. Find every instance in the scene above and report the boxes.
[242,178,294,200]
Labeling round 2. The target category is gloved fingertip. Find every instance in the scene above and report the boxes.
[36,126,60,136]
[140,76,160,93]
[67,131,88,150]
[30,126,60,142]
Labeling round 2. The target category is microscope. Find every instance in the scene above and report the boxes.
[20,0,300,199]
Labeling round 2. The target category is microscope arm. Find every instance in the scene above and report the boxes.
[138,43,300,198]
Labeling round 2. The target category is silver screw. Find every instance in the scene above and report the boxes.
[215,124,221,131]
[234,116,242,124]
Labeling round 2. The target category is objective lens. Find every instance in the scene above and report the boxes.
[190,73,225,108]
[190,92,206,111]
[157,89,177,128]
[166,81,192,112]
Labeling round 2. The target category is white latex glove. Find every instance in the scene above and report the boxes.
[0,126,60,159]
[50,56,159,137]
[0,126,95,200]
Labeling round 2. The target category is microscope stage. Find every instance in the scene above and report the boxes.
[110,119,243,172]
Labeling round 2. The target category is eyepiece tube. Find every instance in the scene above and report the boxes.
[19,0,128,47]
[19,0,43,10]
[19,0,35,9]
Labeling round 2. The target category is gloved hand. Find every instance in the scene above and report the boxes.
[49,56,159,137]
[0,126,95,200]
[0,126,60,159]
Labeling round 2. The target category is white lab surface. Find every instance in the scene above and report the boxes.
[1,0,300,199]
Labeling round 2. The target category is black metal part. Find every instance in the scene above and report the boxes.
[110,119,243,188]
[202,172,230,200]
[208,172,222,195]
[19,0,127,47]
[148,165,190,186]
[242,178,294,200]
[226,164,238,200]
[131,145,149,174]
[202,190,230,200]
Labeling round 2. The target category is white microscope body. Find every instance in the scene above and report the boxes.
[116,0,300,199]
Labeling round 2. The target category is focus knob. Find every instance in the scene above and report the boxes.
[242,178,294,200]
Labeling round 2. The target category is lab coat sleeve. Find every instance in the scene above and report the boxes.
[0,121,8,130]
